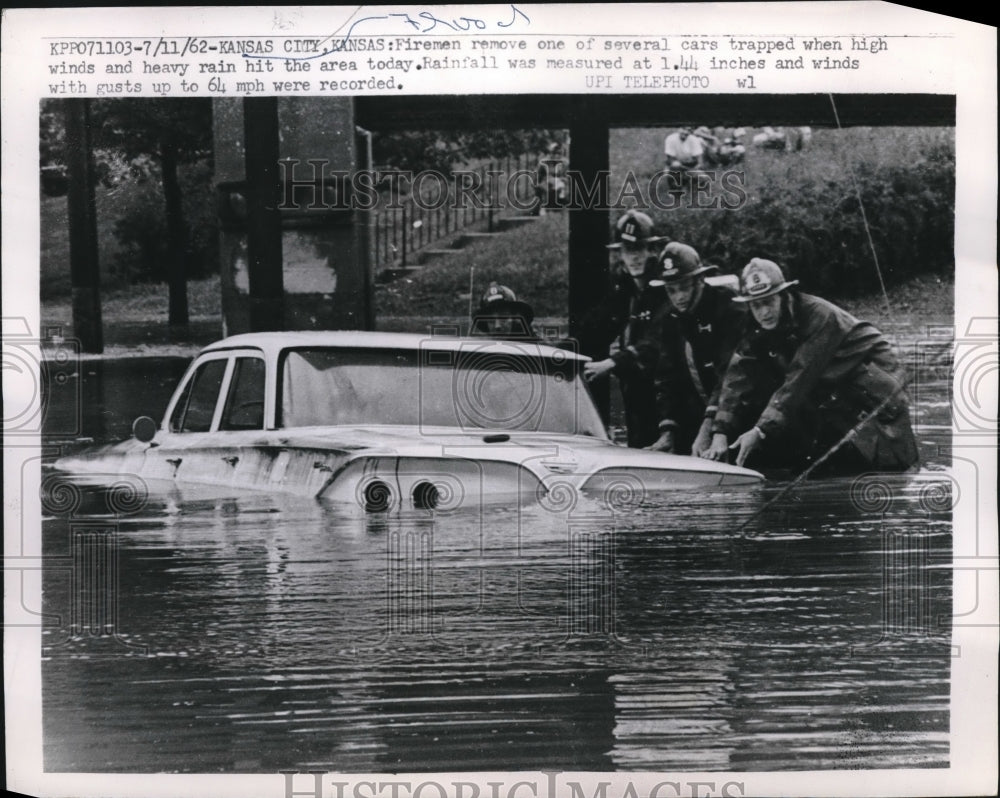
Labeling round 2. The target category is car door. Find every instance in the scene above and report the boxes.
[151,349,268,483]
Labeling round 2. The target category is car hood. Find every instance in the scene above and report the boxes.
[271,425,754,478]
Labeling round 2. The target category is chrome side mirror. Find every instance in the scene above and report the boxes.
[132,416,158,443]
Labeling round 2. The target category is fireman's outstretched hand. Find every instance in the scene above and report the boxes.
[691,418,715,458]
[583,358,615,383]
[644,430,675,453]
[730,427,763,468]
[701,433,730,462]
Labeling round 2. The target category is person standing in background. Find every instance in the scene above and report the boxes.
[662,126,705,186]
[533,140,568,216]
[692,126,722,166]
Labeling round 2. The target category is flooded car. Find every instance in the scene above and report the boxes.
[51,331,763,511]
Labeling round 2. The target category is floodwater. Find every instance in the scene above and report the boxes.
[38,326,955,773]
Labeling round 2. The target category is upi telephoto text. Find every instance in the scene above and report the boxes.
[274,162,749,212]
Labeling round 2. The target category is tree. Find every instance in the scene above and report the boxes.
[41,98,214,331]
[371,128,566,173]
[91,99,213,330]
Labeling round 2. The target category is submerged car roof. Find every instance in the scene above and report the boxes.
[202,331,591,362]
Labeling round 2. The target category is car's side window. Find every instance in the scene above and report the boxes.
[220,357,266,431]
[169,358,227,433]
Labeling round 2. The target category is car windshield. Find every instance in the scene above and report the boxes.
[278,346,607,438]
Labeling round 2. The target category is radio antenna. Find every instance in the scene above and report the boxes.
[828,94,892,315]
[468,266,475,321]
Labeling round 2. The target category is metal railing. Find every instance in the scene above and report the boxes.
[370,153,543,273]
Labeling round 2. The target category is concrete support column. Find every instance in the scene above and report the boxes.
[64,99,103,354]
[567,112,611,417]
[214,98,370,335]
[242,98,285,332]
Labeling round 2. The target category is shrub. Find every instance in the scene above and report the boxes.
[611,127,955,299]
[372,129,566,175]
[111,159,218,285]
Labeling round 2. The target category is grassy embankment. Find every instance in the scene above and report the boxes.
[41,182,221,343]
[606,126,954,298]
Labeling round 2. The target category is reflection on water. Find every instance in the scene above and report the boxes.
[40,331,954,773]
[42,475,951,773]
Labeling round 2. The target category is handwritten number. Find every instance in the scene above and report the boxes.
[346,15,391,39]
[498,4,530,28]
[415,11,489,33]
[389,12,422,31]
[262,5,530,62]
[416,11,444,32]
[402,6,526,34]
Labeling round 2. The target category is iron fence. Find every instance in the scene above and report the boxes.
[370,152,543,274]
